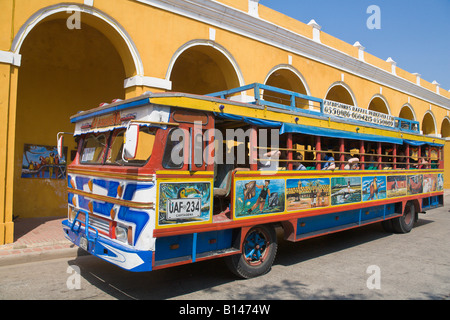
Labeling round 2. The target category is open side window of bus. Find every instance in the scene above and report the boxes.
[162,128,185,169]
[123,124,139,160]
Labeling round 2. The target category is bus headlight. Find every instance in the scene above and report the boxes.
[68,206,77,222]
[115,225,128,243]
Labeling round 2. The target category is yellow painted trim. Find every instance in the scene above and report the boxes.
[68,168,154,182]
[156,170,214,177]
[68,188,154,209]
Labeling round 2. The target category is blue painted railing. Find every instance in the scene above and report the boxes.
[207,83,420,133]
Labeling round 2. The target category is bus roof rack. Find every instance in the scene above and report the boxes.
[207,83,421,134]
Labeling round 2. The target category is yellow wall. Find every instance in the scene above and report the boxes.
[13,19,125,219]
[445,141,450,189]
[0,0,449,243]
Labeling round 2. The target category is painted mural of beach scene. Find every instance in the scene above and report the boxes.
[331,177,361,206]
[286,178,330,211]
[362,176,386,201]
[235,179,285,218]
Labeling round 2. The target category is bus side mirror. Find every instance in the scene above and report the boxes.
[57,134,64,159]
[124,124,139,160]
[57,132,72,158]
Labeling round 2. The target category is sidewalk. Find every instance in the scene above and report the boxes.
[0,216,80,267]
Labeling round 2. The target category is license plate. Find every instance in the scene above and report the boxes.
[79,236,88,251]
[167,198,201,220]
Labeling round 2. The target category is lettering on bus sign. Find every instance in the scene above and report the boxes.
[323,100,395,128]
[167,198,201,220]
[91,111,122,129]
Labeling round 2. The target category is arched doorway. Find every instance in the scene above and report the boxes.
[441,117,450,189]
[13,12,132,218]
[168,41,243,95]
[399,104,416,121]
[263,65,310,108]
[324,82,356,106]
[422,111,437,136]
[368,95,390,115]
[441,117,450,138]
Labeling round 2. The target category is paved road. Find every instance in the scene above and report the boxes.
[1,200,449,300]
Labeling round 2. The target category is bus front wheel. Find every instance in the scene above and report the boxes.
[225,225,277,279]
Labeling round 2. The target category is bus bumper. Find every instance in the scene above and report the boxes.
[62,219,153,272]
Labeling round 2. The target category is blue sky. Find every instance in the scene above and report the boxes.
[259,0,450,91]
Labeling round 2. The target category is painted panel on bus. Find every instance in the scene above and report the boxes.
[386,175,407,198]
[407,174,423,195]
[362,176,386,201]
[286,178,330,211]
[437,173,444,191]
[423,174,437,193]
[330,177,361,206]
[158,181,211,226]
[234,179,285,218]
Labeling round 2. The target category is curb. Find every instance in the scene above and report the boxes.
[0,246,87,267]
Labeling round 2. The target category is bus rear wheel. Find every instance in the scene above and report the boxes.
[226,225,277,279]
[392,201,415,233]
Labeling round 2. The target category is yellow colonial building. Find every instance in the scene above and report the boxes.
[0,0,449,244]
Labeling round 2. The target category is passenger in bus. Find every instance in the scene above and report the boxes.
[322,153,335,170]
[365,150,377,169]
[396,151,407,169]
[414,157,428,169]
[294,153,307,170]
[344,154,360,170]
[258,150,281,171]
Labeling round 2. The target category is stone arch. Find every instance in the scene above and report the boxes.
[368,94,391,115]
[263,64,311,108]
[12,3,143,77]
[12,5,137,218]
[324,81,357,106]
[399,103,417,121]
[441,117,450,138]
[166,40,244,95]
[422,111,437,136]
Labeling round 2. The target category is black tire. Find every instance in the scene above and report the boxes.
[225,225,277,279]
[381,219,395,233]
[392,202,415,233]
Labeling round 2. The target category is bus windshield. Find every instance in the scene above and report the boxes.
[80,126,157,166]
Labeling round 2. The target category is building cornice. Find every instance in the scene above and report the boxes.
[0,50,21,67]
[134,0,450,110]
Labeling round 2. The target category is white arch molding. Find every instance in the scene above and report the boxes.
[368,93,391,115]
[399,103,417,121]
[263,64,312,96]
[166,39,245,88]
[11,3,144,78]
[422,110,439,137]
[441,116,450,139]
[324,81,358,107]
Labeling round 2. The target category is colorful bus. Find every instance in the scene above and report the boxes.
[60,83,444,278]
